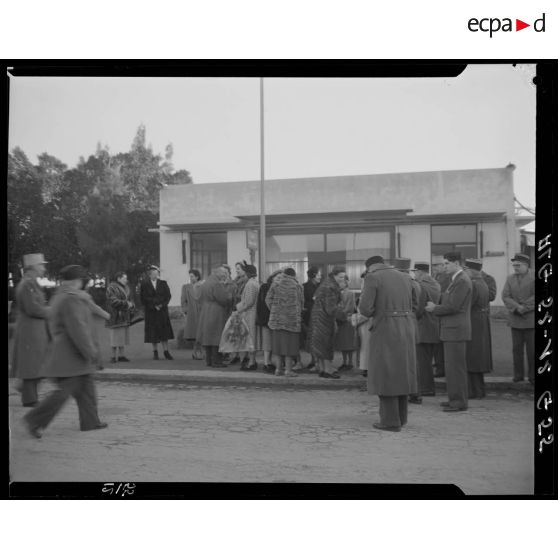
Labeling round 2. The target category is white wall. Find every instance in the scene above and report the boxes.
[479,222,510,304]
[398,224,431,264]
[227,230,253,271]
[160,230,189,307]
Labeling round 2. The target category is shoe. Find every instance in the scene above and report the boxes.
[118,356,130,362]
[292,362,303,371]
[408,396,423,404]
[110,357,117,363]
[440,402,451,407]
[361,370,368,377]
[338,364,347,371]
[373,422,401,433]
[306,365,317,373]
[241,362,258,371]
[23,418,42,439]
[164,351,174,360]
[211,363,227,368]
[344,364,354,371]
[274,370,284,376]
[81,422,108,431]
[319,371,340,379]
[433,372,445,378]
[284,372,299,377]
[153,351,159,360]
[22,402,38,408]
[443,407,467,413]
[229,356,240,365]
[421,391,436,397]
[96,364,104,371]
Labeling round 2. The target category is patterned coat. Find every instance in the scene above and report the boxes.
[309,277,344,360]
[236,277,260,350]
[181,282,203,340]
[196,274,232,346]
[334,288,356,351]
[139,278,174,343]
[415,274,441,344]
[10,275,51,380]
[40,285,97,378]
[502,271,535,329]
[266,274,303,333]
[358,264,418,396]
[106,281,132,329]
[466,275,492,372]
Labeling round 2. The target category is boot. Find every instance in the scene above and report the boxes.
[153,350,159,360]
[164,350,173,360]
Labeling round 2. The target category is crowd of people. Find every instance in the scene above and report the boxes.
[9,248,534,436]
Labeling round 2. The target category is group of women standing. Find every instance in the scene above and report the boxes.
[180,262,363,378]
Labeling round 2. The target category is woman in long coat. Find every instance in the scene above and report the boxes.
[106,271,134,363]
[465,263,492,398]
[235,263,260,370]
[196,267,232,367]
[181,269,204,359]
[10,253,51,407]
[309,267,347,378]
[139,266,174,360]
[265,268,304,377]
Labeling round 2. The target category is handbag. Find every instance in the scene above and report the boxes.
[129,308,144,326]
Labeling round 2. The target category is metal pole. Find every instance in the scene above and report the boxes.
[259,77,266,280]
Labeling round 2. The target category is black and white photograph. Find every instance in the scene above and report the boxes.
[8,63,545,497]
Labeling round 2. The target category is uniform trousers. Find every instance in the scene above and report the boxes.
[25,375,101,431]
[511,328,535,382]
[444,341,468,410]
[416,343,436,394]
[379,395,408,428]
[433,343,445,376]
[467,372,486,399]
[20,378,40,406]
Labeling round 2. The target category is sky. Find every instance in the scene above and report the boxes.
[8,64,536,208]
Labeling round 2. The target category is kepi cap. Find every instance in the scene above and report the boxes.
[413,261,430,272]
[365,255,384,267]
[394,257,411,271]
[465,258,483,271]
[23,253,47,267]
[511,253,530,265]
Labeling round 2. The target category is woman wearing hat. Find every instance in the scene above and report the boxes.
[139,266,174,360]
[106,271,134,363]
[181,269,204,360]
[234,261,260,370]
[9,253,50,407]
[23,265,108,437]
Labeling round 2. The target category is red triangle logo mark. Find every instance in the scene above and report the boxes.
[516,19,530,31]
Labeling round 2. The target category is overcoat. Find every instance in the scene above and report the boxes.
[466,275,492,372]
[181,282,203,340]
[266,275,304,333]
[481,271,497,302]
[40,285,97,378]
[358,264,418,396]
[309,277,345,361]
[432,270,472,342]
[196,274,232,346]
[334,288,356,351]
[501,271,535,329]
[302,280,319,326]
[10,276,50,380]
[415,274,441,344]
[236,277,260,350]
[139,278,174,343]
[106,281,132,328]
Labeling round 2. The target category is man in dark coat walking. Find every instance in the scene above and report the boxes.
[358,255,418,432]
[501,253,535,383]
[464,258,492,398]
[412,262,441,400]
[23,265,108,438]
[140,265,174,360]
[426,252,472,412]
[10,253,51,407]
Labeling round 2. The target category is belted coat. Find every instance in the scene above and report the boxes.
[10,276,51,380]
[140,278,174,343]
[466,275,493,372]
[358,264,418,396]
[196,274,232,346]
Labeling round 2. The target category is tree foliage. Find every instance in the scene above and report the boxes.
[7,125,193,282]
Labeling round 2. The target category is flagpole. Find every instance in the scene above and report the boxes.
[259,77,266,280]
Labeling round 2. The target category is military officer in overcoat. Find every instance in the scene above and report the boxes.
[426,252,472,412]
[10,253,51,407]
[412,262,441,400]
[358,255,418,432]
[464,258,492,399]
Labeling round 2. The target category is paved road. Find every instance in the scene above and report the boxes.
[9,381,534,494]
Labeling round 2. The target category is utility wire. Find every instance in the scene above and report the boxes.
[514,196,536,216]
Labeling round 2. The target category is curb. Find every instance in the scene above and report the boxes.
[95,369,534,393]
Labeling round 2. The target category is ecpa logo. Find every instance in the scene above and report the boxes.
[468,13,546,37]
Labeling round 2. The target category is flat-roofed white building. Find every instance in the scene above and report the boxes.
[155,165,534,306]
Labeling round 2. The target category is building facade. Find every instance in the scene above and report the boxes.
[156,166,533,306]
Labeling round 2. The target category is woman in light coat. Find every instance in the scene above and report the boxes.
[181,269,204,360]
[106,271,134,363]
[235,263,260,370]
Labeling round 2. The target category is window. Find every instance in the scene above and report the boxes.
[190,232,227,279]
[266,230,393,288]
[431,224,477,265]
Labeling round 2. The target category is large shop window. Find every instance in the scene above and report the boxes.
[431,224,477,266]
[266,230,392,288]
[190,232,227,279]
